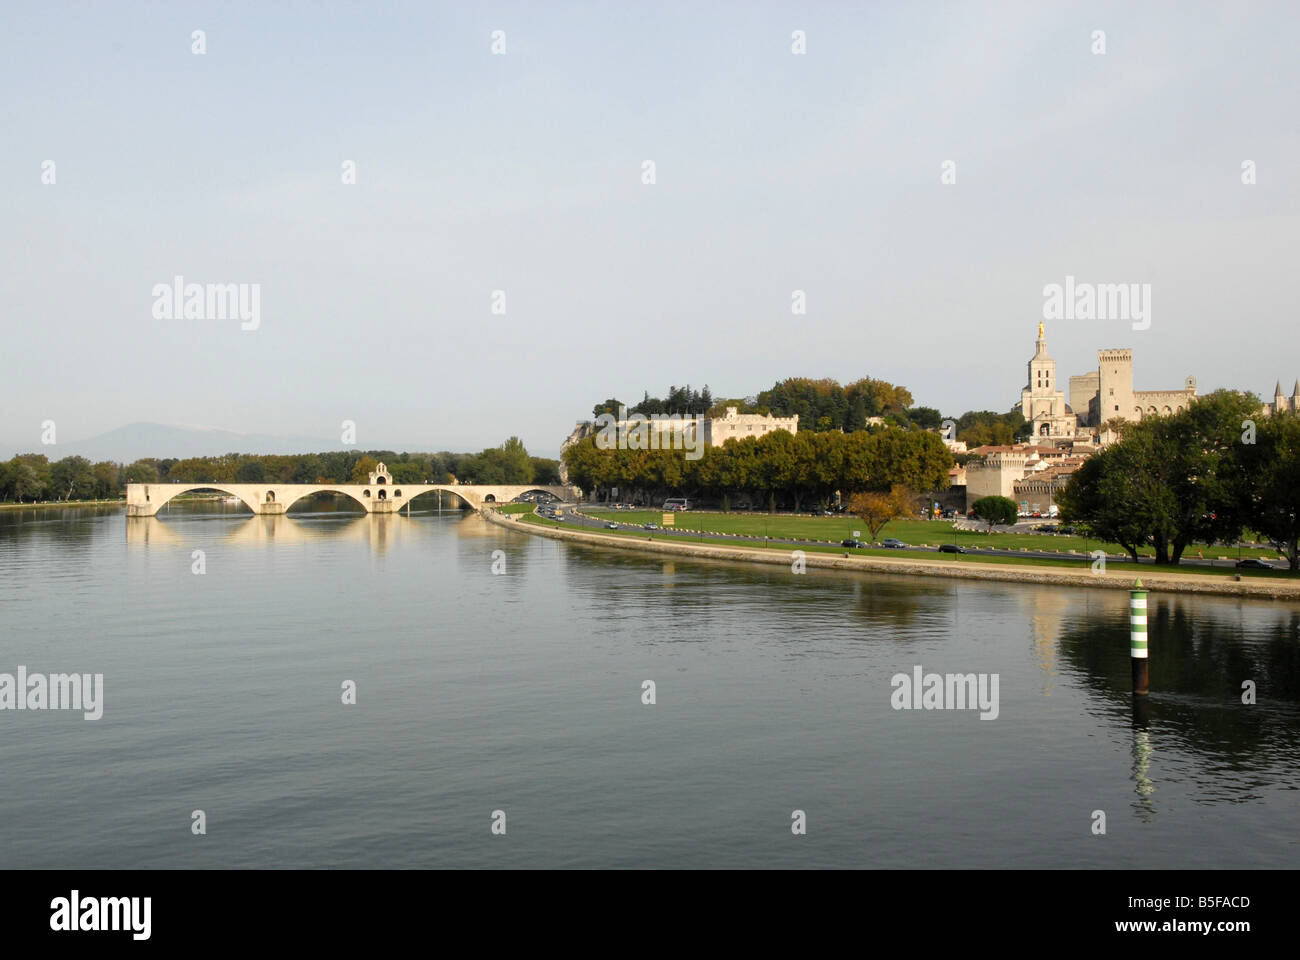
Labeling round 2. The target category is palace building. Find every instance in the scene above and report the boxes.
[1261,380,1300,416]
[1016,323,1197,438]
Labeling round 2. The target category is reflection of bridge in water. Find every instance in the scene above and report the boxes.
[123,510,501,550]
[126,461,577,517]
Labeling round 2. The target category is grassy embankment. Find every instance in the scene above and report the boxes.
[585,509,1280,560]
[497,502,539,515]
[509,509,1293,579]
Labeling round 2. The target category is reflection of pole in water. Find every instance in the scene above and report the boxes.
[1131,693,1150,729]
[1130,723,1156,818]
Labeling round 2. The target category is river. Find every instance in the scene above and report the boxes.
[1,502,1297,868]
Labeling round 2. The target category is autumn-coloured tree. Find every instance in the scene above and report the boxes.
[847,486,912,542]
[349,455,378,484]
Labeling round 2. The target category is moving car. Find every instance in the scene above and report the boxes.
[880,538,907,549]
[842,539,865,548]
[1235,558,1275,569]
[644,522,659,531]
[605,521,619,529]
[938,544,966,554]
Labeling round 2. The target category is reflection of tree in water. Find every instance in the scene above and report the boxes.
[0,504,121,550]
[557,545,938,634]
[1058,600,1300,778]
[847,578,935,635]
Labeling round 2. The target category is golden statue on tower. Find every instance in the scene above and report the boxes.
[1038,320,1045,339]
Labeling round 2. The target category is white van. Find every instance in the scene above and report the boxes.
[663,498,691,511]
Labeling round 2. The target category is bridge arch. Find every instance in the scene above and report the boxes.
[508,488,565,503]
[280,487,371,514]
[145,484,260,515]
[401,487,479,512]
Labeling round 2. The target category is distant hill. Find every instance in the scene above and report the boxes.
[9,422,368,462]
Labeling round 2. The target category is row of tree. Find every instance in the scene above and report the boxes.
[590,379,1032,445]
[753,377,917,431]
[0,439,559,503]
[1058,391,1300,569]
[562,427,953,510]
[593,385,716,418]
[0,455,128,502]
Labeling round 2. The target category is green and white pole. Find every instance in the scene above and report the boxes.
[1130,579,1149,695]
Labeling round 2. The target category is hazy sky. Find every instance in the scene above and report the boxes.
[3,1,1297,458]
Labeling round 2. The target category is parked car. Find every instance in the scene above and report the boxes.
[938,544,966,554]
[842,539,865,548]
[1236,558,1275,569]
[880,538,907,549]
[644,523,659,531]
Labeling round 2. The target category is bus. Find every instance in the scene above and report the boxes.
[663,498,691,511]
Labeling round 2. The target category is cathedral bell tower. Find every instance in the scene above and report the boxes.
[1028,321,1056,397]
[1019,322,1074,440]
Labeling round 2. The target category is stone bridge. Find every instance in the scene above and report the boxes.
[126,462,578,517]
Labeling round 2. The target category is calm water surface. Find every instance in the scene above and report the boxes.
[1,503,1298,868]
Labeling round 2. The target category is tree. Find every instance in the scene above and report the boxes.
[388,461,426,484]
[848,486,911,541]
[1239,412,1300,571]
[349,456,378,484]
[50,456,94,500]
[531,457,561,485]
[498,437,534,484]
[123,459,159,484]
[1058,391,1258,563]
[972,495,1018,532]
[91,461,121,498]
[235,459,265,482]
[7,462,44,501]
[954,410,1027,447]
[907,406,943,430]
[863,429,952,493]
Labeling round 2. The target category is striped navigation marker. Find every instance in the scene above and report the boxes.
[1130,579,1149,695]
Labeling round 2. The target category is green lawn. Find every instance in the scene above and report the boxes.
[575,508,1282,561]
[495,502,539,515]
[515,512,1293,579]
